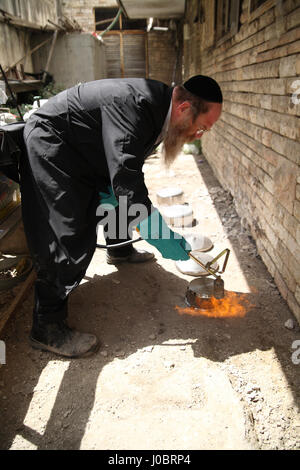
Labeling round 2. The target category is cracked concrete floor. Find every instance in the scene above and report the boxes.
[0,151,300,450]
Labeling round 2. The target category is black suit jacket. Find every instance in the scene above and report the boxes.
[25,78,173,215]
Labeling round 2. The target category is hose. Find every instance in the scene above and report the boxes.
[98,8,123,39]
[96,237,142,249]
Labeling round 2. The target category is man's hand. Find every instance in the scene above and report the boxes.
[137,209,191,261]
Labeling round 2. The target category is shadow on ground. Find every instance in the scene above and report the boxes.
[192,154,300,409]
[0,154,299,450]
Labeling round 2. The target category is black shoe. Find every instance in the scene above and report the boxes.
[106,247,155,265]
[30,319,99,358]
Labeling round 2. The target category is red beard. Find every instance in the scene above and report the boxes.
[162,119,193,167]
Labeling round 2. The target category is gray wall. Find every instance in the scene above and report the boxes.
[32,32,107,89]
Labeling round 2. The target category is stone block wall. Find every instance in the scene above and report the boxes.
[184,0,300,323]
[148,30,182,85]
[32,32,107,88]
[61,0,116,31]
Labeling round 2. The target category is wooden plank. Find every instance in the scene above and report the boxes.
[0,269,36,334]
[248,0,276,21]
[42,30,58,83]
[0,9,54,31]
[4,37,53,74]
[104,34,121,78]
[104,31,146,79]
[123,33,146,78]
[0,206,21,241]
[4,80,42,94]
[95,17,115,27]
[145,33,149,79]
[120,32,125,77]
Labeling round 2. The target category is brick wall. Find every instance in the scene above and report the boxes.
[148,30,182,85]
[61,0,116,31]
[60,1,182,85]
[32,32,107,88]
[184,0,300,323]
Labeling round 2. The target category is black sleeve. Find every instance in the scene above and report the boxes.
[101,95,157,216]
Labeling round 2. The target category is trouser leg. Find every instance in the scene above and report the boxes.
[33,281,68,325]
[102,204,134,257]
[20,168,99,356]
[20,129,98,326]
[98,204,154,263]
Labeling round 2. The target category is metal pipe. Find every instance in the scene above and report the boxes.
[98,8,122,38]
[5,37,53,74]
[42,30,58,83]
[95,17,116,26]
[153,27,169,31]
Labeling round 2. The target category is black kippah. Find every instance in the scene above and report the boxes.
[183,75,223,103]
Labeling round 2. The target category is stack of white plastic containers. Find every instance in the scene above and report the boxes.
[156,187,218,276]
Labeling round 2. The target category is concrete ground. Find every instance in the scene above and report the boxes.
[0,150,300,450]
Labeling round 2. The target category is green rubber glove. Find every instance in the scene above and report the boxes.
[99,186,118,209]
[137,209,191,261]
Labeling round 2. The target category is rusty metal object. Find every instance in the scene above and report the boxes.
[185,277,215,309]
[213,276,225,299]
[185,277,226,309]
[185,249,230,307]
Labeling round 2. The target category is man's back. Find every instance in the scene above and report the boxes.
[24,78,172,183]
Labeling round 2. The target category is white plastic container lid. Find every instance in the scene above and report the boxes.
[184,233,213,252]
[161,204,193,227]
[156,187,183,198]
[156,187,184,206]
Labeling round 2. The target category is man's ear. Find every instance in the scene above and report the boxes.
[176,101,191,114]
[171,88,192,122]
[171,100,191,122]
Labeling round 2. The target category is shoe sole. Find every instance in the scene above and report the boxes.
[199,242,214,252]
[189,242,214,253]
[106,256,130,265]
[107,254,155,265]
[29,336,100,358]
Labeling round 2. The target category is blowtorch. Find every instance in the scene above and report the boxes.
[97,237,230,308]
[185,248,230,308]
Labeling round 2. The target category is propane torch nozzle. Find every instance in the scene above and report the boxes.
[213,277,225,299]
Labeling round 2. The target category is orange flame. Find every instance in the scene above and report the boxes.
[175,291,252,318]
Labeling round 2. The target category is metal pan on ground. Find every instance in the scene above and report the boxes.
[185,277,217,308]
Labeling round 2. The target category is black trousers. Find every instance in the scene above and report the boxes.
[100,203,134,257]
[21,120,133,326]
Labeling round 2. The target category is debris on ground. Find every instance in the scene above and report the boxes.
[0,151,299,450]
